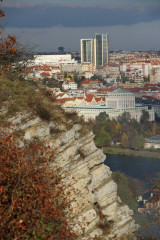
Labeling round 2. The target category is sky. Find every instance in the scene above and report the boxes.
[1,0,160,52]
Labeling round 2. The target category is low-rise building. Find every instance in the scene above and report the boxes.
[62,80,78,90]
[56,94,105,107]
[81,79,103,89]
[138,190,160,214]
[144,135,160,149]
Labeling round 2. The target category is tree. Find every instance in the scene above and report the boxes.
[80,76,85,81]
[131,135,145,150]
[58,46,64,54]
[74,75,85,88]
[0,126,77,240]
[95,128,111,147]
[140,110,151,135]
[130,118,141,133]
[121,132,129,148]
[91,74,103,81]
[64,71,68,78]
[140,110,150,124]
[96,112,109,122]
[90,74,106,86]
[0,7,33,80]
[118,112,131,124]
[143,76,150,83]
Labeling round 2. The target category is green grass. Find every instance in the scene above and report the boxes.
[104,147,160,159]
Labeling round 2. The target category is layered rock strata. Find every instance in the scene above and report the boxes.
[13,116,138,239]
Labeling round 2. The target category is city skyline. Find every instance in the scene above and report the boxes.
[1,0,160,52]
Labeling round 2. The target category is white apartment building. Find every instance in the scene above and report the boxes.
[62,80,78,90]
[120,63,151,83]
[33,54,78,66]
[62,63,82,73]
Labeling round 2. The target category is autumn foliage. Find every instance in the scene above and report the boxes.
[0,9,18,66]
[0,126,77,240]
[0,7,32,80]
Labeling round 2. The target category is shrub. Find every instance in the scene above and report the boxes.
[35,102,52,121]
[0,126,77,240]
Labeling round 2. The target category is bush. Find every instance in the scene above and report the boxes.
[0,126,77,240]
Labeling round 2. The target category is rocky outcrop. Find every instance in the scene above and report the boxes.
[14,116,138,239]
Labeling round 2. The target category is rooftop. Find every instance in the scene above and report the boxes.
[146,135,160,143]
[112,88,131,94]
[65,104,109,109]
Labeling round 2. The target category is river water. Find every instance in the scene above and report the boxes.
[104,154,160,238]
[104,154,160,182]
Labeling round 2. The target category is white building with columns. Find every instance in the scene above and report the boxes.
[106,88,135,110]
[64,88,155,122]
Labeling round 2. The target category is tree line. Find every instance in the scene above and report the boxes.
[93,110,160,150]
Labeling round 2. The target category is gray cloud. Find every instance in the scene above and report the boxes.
[5,20,160,52]
[0,2,135,9]
[3,5,160,29]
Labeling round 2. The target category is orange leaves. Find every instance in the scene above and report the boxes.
[1,42,6,49]
[9,47,17,54]
[0,187,3,194]
[0,10,4,20]
[0,10,4,34]
[8,35,16,43]
[0,8,18,70]
[0,34,17,58]
[0,125,77,240]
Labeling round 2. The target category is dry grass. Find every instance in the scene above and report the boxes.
[0,76,83,130]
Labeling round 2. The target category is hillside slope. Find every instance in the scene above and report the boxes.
[0,76,138,239]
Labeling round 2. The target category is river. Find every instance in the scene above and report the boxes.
[104,154,160,238]
[104,154,160,182]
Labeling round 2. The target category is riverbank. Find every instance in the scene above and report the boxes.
[104,147,160,159]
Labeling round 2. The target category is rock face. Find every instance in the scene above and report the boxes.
[18,117,138,239]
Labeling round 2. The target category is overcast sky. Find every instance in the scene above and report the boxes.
[1,0,160,52]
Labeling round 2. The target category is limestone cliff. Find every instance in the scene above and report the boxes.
[12,114,138,239]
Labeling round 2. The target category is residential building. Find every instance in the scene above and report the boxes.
[144,135,160,149]
[81,62,95,74]
[138,189,160,214]
[80,79,103,89]
[62,80,78,90]
[150,67,160,83]
[95,63,120,79]
[120,63,144,83]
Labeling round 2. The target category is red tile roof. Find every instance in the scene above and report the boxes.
[81,79,102,84]
[41,72,50,77]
